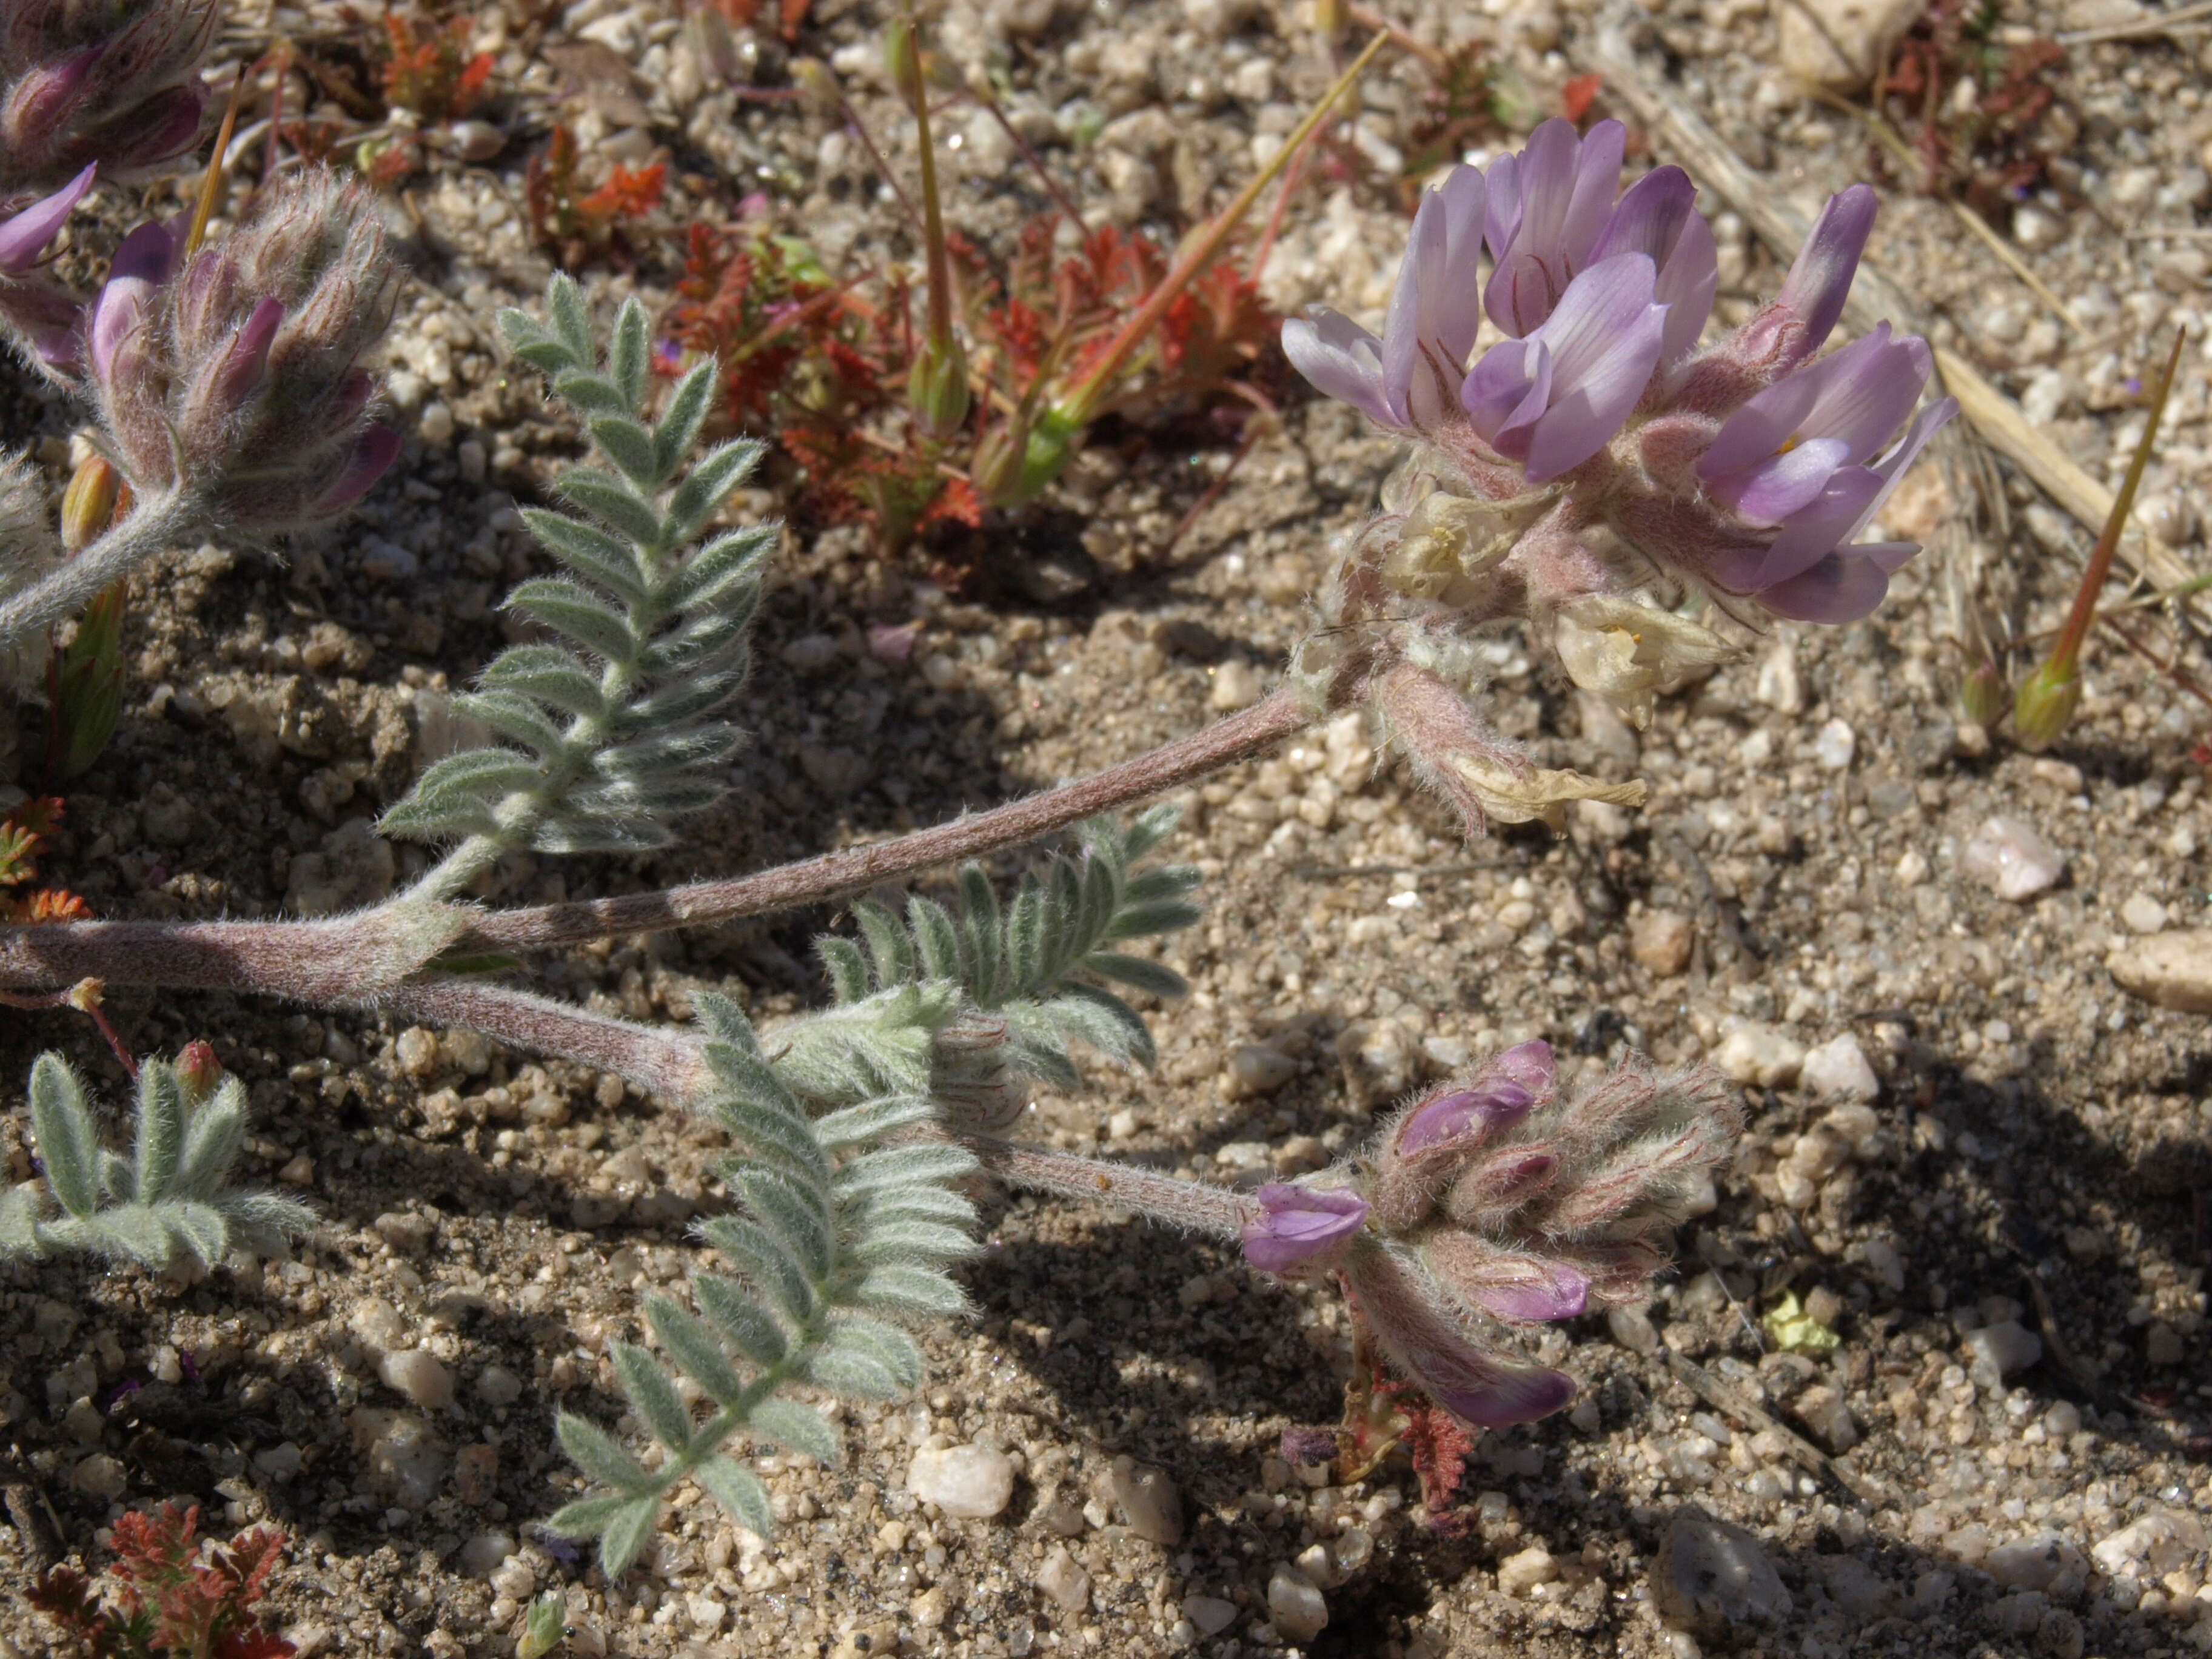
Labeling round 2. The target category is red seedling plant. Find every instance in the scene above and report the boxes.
[526,123,667,269]
[1877,0,2068,224]
[30,1503,295,1659]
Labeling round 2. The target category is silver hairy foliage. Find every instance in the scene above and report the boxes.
[1,1054,316,1269]
[381,273,776,883]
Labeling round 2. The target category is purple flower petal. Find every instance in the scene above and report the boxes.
[1380,163,1485,427]
[1749,466,1885,589]
[1282,306,1389,425]
[1521,254,1668,480]
[1462,333,1553,455]
[1483,119,1626,337]
[0,163,95,273]
[1489,1039,1555,1096]
[1775,184,1877,362]
[1654,201,1718,373]
[1398,1081,1536,1155]
[311,424,401,514]
[213,295,284,406]
[1446,1247,1590,1323]
[1754,545,1909,623]
[1242,1182,1370,1274]
[1342,1246,1576,1429]
[87,218,179,382]
[1842,395,1958,544]
[1720,435,1853,525]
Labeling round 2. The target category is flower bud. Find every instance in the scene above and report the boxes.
[1241,1182,1369,1275]
[1341,1242,1575,1427]
[0,0,216,199]
[883,18,922,111]
[2011,658,2078,751]
[59,452,119,553]
[1959,657,2009,728]
[1426,1230,1589,1323]
[173,1039,222,1102]
[907,329,971,438]
[87,167,400,529]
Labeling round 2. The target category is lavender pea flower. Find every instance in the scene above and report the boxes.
[1242,1182,1369,1275]
[1281,164,1485,432]
[1461,252,1671,481]
[1481,117,1627,337]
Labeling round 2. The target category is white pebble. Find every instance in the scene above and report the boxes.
[1225,1043,1298,1097]
[2120,893,2168,934]
[1961,816,2065,901]
[458,1531,517,1577]
[2093,1509,2207,1578]
[378,1349,455,1410]
[1962,1321,2041,1390]
[1799,1033,1879,1102]
[1714,1024,1805,1088]
[1035,1545,1091,1612]
[1210,658,1263,711]
[1182,1594,1239,1636]
[907,1444,1016,1520]
[1496,1545,1560,1597]
[1813,719,1855,770]
[475,1365,524,1407]
[1267,1564,1329,1642]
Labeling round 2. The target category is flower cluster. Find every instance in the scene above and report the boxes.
[1283,121,1955,830]
[1243,1040,1740,1426]
[87,168,401,527]
[0,0,215,201]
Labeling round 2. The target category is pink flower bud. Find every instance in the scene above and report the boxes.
[1242,1182,1369,1275]
[1396,1079,1533,1156]
[1427,1230,1589,1323]
[87,168,398,529]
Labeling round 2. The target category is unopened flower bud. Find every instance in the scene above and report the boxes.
[2011,658,2079,751]
[1241,1182,1369,1275]
[883,18,922,110]
[1341,1242,1575,1427]
[1427,1230,1589,1323]
[59,453,119,553]
[1957,657,2007,728]
[174,1039,222,1101]
[908,329,971,438]
[87,167,400,529]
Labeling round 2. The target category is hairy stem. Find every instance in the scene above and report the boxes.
[378,980,716,1099]
[956,1129,1255,1238]
[0,491,196,645]
[0,688,1309,992]
[455,685,1309,954]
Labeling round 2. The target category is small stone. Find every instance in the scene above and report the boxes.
[779,633,840,674]
[349,1409,449,1509]
[1654,1508,1792,1635]
[1267,1564,1329,1643]
[1608,1302,1662,1355]
[1336,1020,1415,1112]
[1182,1595,1238,1637]
[395,1026,441,1078]
[475,1366,524,1408]
[1963,1321,2040,1390]
[1799,1033,1879,1102]
[2120,893,2170,934]
[458,1531,517,1577]
[1986,1533,2088,1594]
[1714,1024,1805,1088]
[1754,640,1803,712]
[2091,1508,2206,1577]
[442,1028,493,1075]
[1961,816,2065,901]
[74,1452,128,1500]
[2145,1322,2183,1365]
[1497,1545,1560,1597]
[1035,1545,1091,1613]
[278,1153,315,1188]
[2011,203,2064,252]
[2108,929,2212,1013]
[1816,1555,1893,1620]
[1210,658,1263,711]
[1813,719,1856,770]
[2030,757,2083,793]
[1777,0,1923,87]
[1225,1043,1298,1098]
[1631,910,1694,977]
[1109,1456,1182,1544]
[378,1349,455,1410]
[907,1444,1016,1520]
[1792,1385,1859,1452]
[909,1586,949,1629]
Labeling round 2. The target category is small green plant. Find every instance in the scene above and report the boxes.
[1,1052,315,1269]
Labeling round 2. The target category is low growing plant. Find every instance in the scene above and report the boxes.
[1,75,1958,1594]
